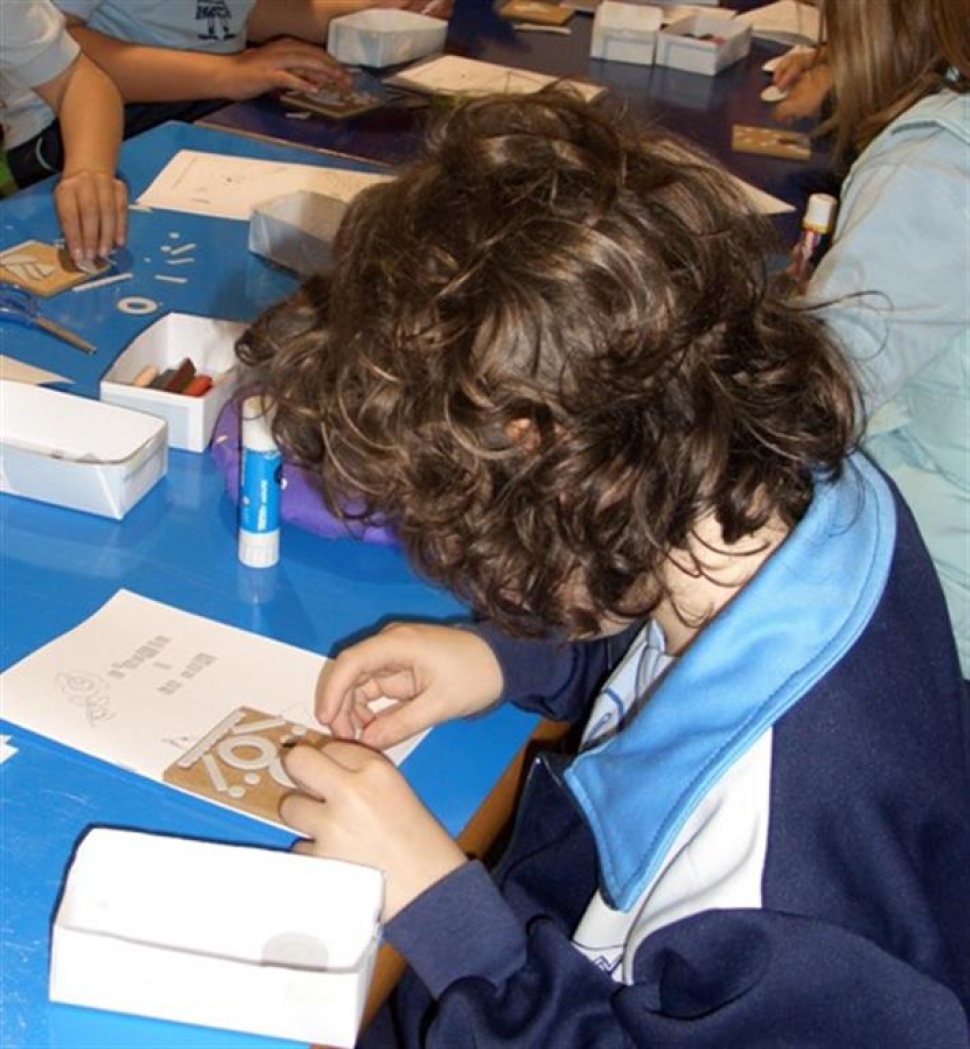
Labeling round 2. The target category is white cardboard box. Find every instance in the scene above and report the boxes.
[656,13,752,75]
[249,190,348,276]
[100,313,245,452]
[50,829,384,1047]
[328,9,448,68]
[591,2,663,66]
[0,380,167,519]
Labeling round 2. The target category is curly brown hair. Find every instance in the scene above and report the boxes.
[238,88,858,637]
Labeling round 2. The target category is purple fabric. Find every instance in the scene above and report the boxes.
[210,398,398,546]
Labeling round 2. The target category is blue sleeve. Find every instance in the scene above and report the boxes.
[471,621,640,723]
[808,102,970,412]
[385,871,970,1048]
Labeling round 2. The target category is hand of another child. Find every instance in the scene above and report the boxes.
[280,741,467,920]
[773,64,833,123]
[53,168,128,266]
[771,46,818,91]
[227,38,352,99]
[315,623,504,751]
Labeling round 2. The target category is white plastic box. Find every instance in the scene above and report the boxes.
[50,829,384,1048]
[249,190,347,277]
[0,380,166,519]
[328,9,448,68]
[100,313,245,452]
[656,13,752,75]
[590,2,663,66]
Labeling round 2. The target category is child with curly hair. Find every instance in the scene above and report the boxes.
[238,89,970,1047]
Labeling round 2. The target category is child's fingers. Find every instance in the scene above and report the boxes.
[53,184,84,263]
[113,178,129,247]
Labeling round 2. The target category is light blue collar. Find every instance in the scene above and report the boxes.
[564,454,896,910]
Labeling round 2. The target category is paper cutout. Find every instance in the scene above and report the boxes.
[163,706,329,826]
[498,1,574,26]
[732,124,811,161]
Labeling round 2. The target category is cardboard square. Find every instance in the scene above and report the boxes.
[281,69,394,120]
[732,124,812,160]
[0,239,108,297]
[499,1,574,25]
[163,706,330,825]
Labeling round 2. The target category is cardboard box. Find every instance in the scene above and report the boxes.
[591,2,663,65]
[50,829,384,1047]
[328,9,448,68]
[249,190,347,277]
[100,313,245,452]
[656,13,752,75]
[0,380,166,519]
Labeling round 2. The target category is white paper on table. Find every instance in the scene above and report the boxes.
[386,54,605,101]
[137,150,391,221]
[729,174,795,215]
[736,1,821,46]
[0,590,426,815]
[0,354,71,386]
[660,5,735,25]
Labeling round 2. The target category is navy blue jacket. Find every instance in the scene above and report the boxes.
[364,457,970,1047]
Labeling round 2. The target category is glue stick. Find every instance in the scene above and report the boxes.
[238,396,282,568]
[789,192,838,290]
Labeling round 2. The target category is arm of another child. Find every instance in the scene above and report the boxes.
[247,0,454,43]
[63,16,351,102]
[33,51,126,264]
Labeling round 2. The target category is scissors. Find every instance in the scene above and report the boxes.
[0,281,96,355]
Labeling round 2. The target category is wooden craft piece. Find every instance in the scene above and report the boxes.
[163,706,330,826]
[731,124,811,161]
[0,239,109,297]
[498,0,574,25]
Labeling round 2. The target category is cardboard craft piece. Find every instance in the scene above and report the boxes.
[163,706,331,826]
[499,1,575,25]
[0,239,108,296]
[732,124,812,161]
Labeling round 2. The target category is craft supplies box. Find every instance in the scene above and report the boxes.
[590,2,663,66]
[656,14,752,76]
[100,313,245,452]
[327,9,447,68]
[50,829,384,1047]
[249,190,348,277]
[0,380,166,519]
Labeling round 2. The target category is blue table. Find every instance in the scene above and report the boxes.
[0,122,542,1048]
[201,0,834,243]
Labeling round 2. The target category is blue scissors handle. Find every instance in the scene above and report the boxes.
[0,280,96,354]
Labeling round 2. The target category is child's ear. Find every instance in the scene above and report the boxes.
[505,417,541,451]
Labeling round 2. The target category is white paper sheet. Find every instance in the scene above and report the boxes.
[731,174,795,215]
[736,1,821,46]
[137,150,391,221]
[0,590,425,818]
[386,54,605,101]
[0,354,71,386]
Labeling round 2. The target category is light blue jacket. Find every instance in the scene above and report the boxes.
[810,91,970,675]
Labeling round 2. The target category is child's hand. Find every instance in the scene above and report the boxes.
[54,168,128,266]
[316,623,504,751]
[225,38,352,99]
[280,741,467,920]
[771,46,818,91]
[773,64,832,123]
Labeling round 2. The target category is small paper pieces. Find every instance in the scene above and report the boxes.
[164,706,329,826]
[732,124,811,160]
[0,240,108,297]
[499,1,574,25]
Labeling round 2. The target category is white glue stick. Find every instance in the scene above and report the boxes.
[238,396,282,568]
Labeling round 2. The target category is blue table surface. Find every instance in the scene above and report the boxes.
[0,122,539,1048]
[201,0,834,245]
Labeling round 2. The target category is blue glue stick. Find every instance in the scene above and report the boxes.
[238,396,282,568]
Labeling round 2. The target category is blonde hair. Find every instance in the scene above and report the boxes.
[821,0,970,159]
